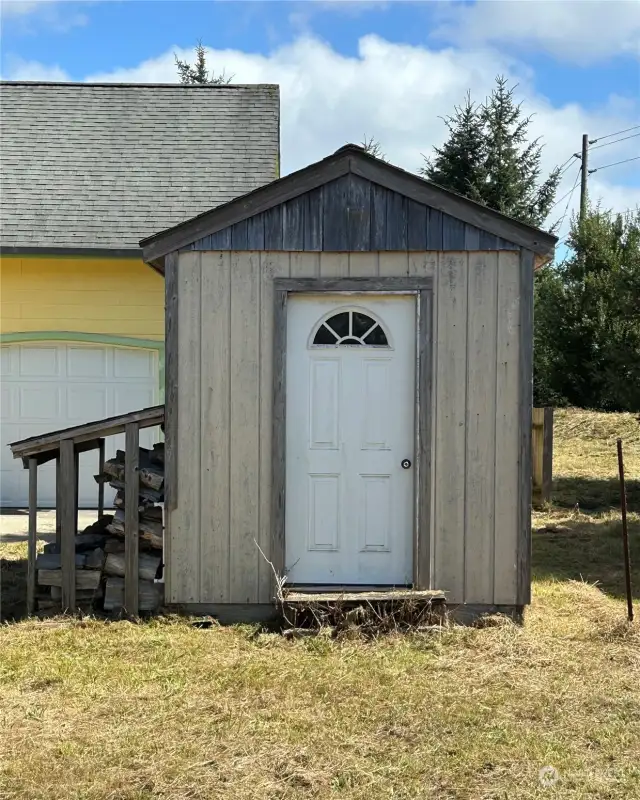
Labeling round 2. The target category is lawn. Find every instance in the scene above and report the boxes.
[1,409,639,800]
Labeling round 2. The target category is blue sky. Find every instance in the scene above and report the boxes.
[2,0,639,245]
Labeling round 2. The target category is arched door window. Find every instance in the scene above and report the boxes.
[311,309,390,347]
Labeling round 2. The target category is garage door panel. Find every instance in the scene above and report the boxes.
[114,386,155,415]
[1,343,159,508]
[114,349,154,378]
[67,386,108,420]
[19,386,63,419]
[67,346,108,378]
[19,346,60,377]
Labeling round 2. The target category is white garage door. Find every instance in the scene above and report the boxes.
[1,342,160,508]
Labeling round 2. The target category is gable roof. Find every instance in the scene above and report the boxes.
[0,81,279,253]
[140,143,557,266]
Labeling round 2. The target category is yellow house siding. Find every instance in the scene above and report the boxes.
[0,256,164,339]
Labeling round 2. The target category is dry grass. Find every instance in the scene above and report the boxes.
[1,408,639,799]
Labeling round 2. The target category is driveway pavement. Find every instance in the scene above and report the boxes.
[0,510,100,543]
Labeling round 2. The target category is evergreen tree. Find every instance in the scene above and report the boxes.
[534,206,640,411]
[420,92,486,202]
[422,76,560,228]
[360,135,388,162]
[175,42,232,85]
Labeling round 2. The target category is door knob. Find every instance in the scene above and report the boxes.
[401,459,412,469]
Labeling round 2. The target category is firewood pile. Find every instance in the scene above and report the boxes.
[36,443,165,615]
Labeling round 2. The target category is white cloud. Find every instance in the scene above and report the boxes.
[2,55,70,81]
[433,0,640,65]
[7,34,640,234]
[0,0,89,32]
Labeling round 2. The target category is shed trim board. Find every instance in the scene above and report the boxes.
[271,277,434,592]
[140,145,557,265]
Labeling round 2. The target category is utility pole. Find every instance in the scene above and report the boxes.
[579,133,588,224]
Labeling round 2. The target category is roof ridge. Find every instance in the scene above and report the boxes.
[0,81,278,89]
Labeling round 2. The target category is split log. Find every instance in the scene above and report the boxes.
[36,553,85,570]
[74,532,109,551]
[51,585,103,602]
[84,548,105,570]
[101,454,163,492]
[38,569,101,590]
[107,509,163,549]
[151,442,165,465]
[103,577,163,612]
[104,551,161,581]
[100,478,163,504]
[104,538,126,554]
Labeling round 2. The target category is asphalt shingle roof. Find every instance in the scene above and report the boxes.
[0,82,280,250]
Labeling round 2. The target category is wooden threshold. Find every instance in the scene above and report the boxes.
[283,589,446,604]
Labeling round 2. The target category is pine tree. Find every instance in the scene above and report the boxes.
[175,42,232,85]
[360,136,388,162]
[420,92,486,202]
[422,77,560,228]
[534,206,640,410]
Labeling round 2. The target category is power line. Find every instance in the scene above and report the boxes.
[589,125,640,144]
[589,156,640,174]
[554,166,581,239]
[557,153,578,173]
[589,132,640,151]
[550,169,582,210]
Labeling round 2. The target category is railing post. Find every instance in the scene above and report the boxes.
[532,407,554,507]
[27,458,38,616]
[98,438,106,518]
[125,423,140,616]
[60,439,76,612]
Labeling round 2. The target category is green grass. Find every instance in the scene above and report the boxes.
[1,408,639,799]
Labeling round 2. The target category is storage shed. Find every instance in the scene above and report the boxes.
[141,144,557,621]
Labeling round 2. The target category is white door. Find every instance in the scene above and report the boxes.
[1,343,159,508]
[285,294,416,586]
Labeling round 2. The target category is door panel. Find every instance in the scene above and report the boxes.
[285,294,416,585]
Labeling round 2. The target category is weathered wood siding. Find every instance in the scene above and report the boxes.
[168,250,524,606]
[182,175,520,254]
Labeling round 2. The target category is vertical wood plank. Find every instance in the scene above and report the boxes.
[433,253,468,603]
[371,184,387,250]
[74,449,79,539]
[543,407,554,503]
[210,227,232,249]
[427,209,443,250]
[163,251,179,603]
[304,187,323,250]
[247,215,265,250]
[200,252,231,603]
[347,174,371,251]
[479,230,498,250]
[464,252,498,603]
[385,191,408,249]
[55,455,61,548]
[464,225,481,250]
[532,406,545,508]
[442,214,466,249]
[60,438,76,612]
[27,458,37,616]
[264,206,283,249]
[125,422,140,616]
[283,197,305,249]
[319,252,349,277]
[323,175,349,250]
[271,289,288,582]
[349,252,378,277]
[407,200,428,250]
[229,251,261,603]
[231,220,249,250]
[97,439,105,518]
[291,252,319,278]
[193,235,211,250]
[409,252,437,277]
[172,252,201,603]
[494,250,521,604]
[258,253,291,602]
[518,249,535,605]
[378,252,408,276]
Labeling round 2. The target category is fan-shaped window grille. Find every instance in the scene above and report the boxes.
[312,310,389,347]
